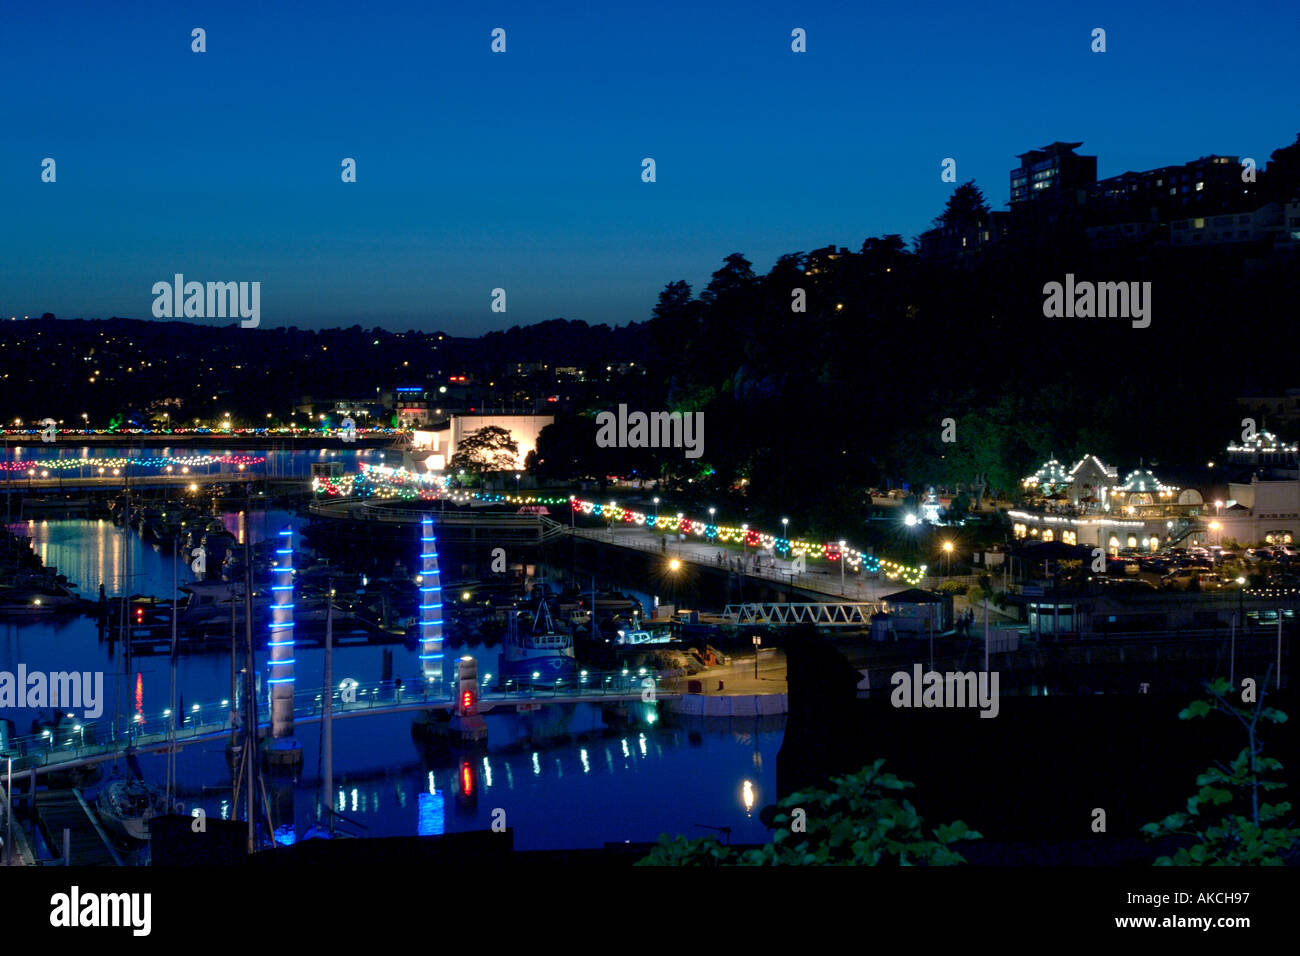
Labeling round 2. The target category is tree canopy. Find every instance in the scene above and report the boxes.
[448,426,520,474]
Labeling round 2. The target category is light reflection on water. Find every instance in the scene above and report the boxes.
[139,707,783,850]
[0,511,785,852]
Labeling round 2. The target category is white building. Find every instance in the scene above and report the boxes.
[408,413,554,473]
[1218,477,1300,547]
[1016,453,1205,551]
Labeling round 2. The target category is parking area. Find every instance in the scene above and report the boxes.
[1100,543,1300,591]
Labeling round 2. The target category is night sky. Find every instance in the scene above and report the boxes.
[3,0,1296,333]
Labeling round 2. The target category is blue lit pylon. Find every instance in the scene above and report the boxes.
[419,516,444,685]
[268,527,296,739]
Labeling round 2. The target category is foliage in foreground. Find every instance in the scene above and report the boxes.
[1141,673,1299,865]
[637,759,980,866]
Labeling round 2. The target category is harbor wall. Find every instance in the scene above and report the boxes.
[664,692,787,716]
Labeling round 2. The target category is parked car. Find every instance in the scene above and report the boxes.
[1161,568,1199,589]
[1107,556,1141,575]
[1091,576,1158,592]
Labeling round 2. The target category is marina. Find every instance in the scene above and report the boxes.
[0,461,790,862]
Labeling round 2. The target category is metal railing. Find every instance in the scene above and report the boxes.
[722,602,881,627]
[568,525,901,600]
[0,670,668,774]
[309,498,547,528]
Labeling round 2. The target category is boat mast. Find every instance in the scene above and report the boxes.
[322,576,333,832]
[166,536,178,809]
[230,518,238,751]
[112,503,123,744]
[122,464,133,742]
[242,497,258,853]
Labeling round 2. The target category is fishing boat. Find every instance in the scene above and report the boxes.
[95,778,168,841]
[499,599,576,683]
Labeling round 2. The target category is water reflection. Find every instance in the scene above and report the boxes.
[0,502,786,853]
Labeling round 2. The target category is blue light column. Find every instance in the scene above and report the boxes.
[419,516,444,686]
[269,527,296,740]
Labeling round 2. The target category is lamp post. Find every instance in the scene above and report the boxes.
[1232,576,1247,686]
[1278,609,1284,691]
[943,540,954,583]
[839,540,846,592]
[781,517,789,553]
[752,635,761,679]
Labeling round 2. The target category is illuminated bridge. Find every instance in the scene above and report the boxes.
[306,499,566,545]
[1,672,675,785]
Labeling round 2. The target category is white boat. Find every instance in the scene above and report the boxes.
[0,581,82,614]
[614,628,674,645]
[96,779,167,842]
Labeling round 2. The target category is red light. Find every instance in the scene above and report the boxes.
[461,690,473,711]
[460,761,472,795]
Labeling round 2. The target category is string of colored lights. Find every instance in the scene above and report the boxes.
[0,427,402,437]
[0,454,265,472]
[569,497,925,584]
[313,464,569,505]
[310,465,926,583]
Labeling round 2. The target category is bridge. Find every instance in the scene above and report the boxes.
[722,602,881,627]
[2,472,262,493]
[570,524,903,602]
[307,498,567,545]
[0,455,269,492]
[1,673,675,784]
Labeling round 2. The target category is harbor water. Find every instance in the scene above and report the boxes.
[1,504,782,853]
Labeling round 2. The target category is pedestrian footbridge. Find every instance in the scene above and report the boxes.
[0,671,672,784]
[722,602,880,627]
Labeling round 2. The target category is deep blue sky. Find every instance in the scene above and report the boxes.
[3,0,1297,334]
